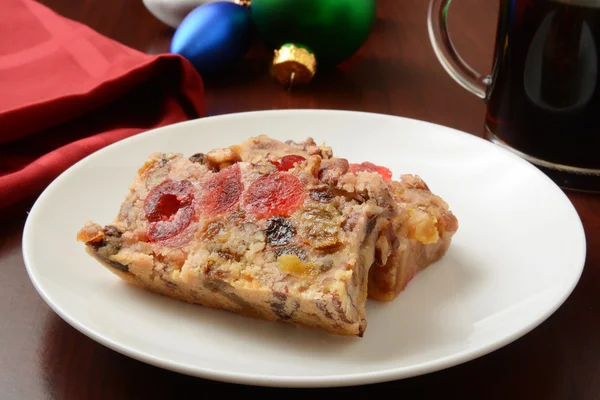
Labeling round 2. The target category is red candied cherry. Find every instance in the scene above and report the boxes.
[349,162,393,182]
[273,155,306,172]
[243,172,304,219]
[144,179,195,242]
[197,164,243,216]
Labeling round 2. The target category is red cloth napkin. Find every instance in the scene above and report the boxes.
[0,0,205,216]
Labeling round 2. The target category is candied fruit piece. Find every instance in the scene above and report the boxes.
[349,162,392,182]
[299,203,344,249]
[273,155,306,172]
[198,164,243,216]
[77,222,104,244]
[277,255,319,277]
[144,179,194,222]
[146,207,194,242]
[144,179,195,242]
[243,172,304,219]
[407,208,440,244]
[265,217,296,246]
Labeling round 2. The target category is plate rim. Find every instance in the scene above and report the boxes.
[21,109,587,388]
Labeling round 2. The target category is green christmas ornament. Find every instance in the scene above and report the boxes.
[250,0,376,86]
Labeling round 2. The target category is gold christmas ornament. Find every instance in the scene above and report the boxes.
[234,0,251,6]
[271,44,317,87]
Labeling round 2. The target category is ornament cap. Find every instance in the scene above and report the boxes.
[272,44,317,87]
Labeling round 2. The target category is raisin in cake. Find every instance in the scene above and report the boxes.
[227,135,459,302]
[77,150,396,337]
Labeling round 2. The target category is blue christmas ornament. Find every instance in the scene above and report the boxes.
[170,2,252,74]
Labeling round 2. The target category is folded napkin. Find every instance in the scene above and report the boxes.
[0,0,205,216]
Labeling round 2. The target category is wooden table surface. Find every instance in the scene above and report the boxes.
[2,0,599,398]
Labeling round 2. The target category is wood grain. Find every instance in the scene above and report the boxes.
[1,0,598,398]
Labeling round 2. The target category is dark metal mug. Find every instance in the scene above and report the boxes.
[428,0,600,192]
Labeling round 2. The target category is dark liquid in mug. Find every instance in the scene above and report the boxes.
[486,0,600,169]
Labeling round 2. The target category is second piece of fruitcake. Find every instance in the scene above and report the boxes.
[77,150,396,337]
[367,174,459,301]
[227,135,459,302]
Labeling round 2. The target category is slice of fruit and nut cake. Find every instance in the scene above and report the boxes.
[228,135,459,302]
[77,145,397,337]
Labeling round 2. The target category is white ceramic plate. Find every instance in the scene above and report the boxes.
[22,110,586,388]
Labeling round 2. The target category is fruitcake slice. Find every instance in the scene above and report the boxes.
[77,150,394,337]
[228,135,459,302]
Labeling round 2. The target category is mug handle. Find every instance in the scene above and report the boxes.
[427,0,490,100]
